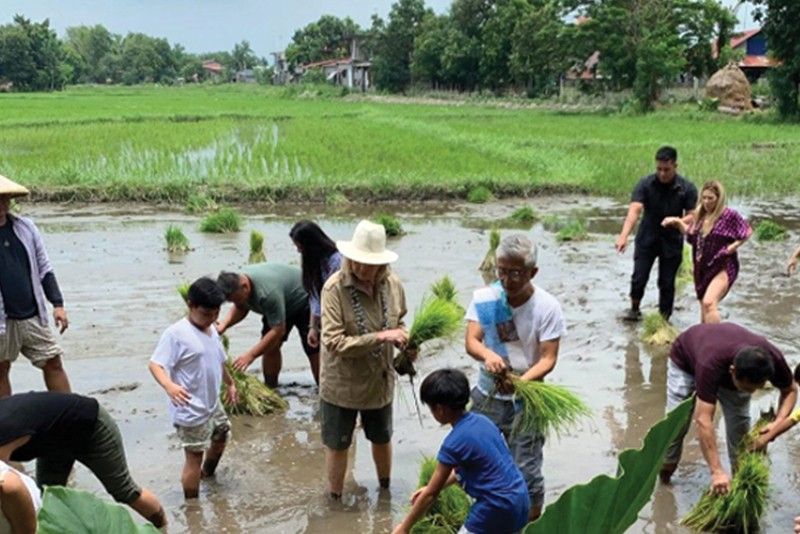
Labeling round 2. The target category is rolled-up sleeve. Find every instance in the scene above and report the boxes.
[321,283,379,357]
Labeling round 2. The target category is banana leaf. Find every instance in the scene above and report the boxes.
[37,486,159,533]
[525,397,694,534]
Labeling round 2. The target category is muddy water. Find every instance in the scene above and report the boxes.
[9,197,800,533]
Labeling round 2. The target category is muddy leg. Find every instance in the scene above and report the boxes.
[325,447,348,497]
[261,347,282,388]
[129,488,166,528]
[182,450,203,499]
[372,441,392,488]
[42,356,71,393]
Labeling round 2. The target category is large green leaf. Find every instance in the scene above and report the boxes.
[37,486,159,534]
[525,397,694,534]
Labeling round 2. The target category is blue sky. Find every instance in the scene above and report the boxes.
[2,1,757,58]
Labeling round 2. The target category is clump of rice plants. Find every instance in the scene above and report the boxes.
[508,376,591,439]
[410,456,471,534]
[200,207,241,233]
[165,225,190,253]
[508,205,537,224]
[374,213,404,237]
[478,229,501,273]
[326,191,349,206]
[640,311,679,345]
[249,230,266,263]
[682,416,772,533]
[395,296,464,378]
[676,245,693,290]
[177,282,190,303]
[185,193,217,214]
[222,361,288,416]
[754,220,787,242]
[467,185,492,204]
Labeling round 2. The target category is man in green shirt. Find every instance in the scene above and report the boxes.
[217,263,318,387]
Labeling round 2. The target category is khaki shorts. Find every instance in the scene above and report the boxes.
[175,404,231,452]
[0,317,63,368]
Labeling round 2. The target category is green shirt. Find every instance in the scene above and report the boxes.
[242,263,307,326]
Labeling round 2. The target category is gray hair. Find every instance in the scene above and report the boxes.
[496,234,537,269]
[216,271,242,298]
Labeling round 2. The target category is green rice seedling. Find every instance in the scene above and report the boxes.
[467,185,492,204]
[676,245,693,291]
[185,193,217,214]
[508,376,591,439]
[508,206,537,224]
[478,229,501,273]
[176,282,190,303]
[754,220,787,242]
[410,456,471,534]
[200,207,241,233]
[556,218,588,242]
[222,361,288,416]
[165,225,190,253]
[374,213,404,237]
[682,416,772,533]
[395,296,464,378]
[249,230,266,263]
[431,276,458,303]
[640,311,679,345]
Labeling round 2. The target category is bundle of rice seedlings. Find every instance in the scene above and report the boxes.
[248,230,266,263]
[508,376,591,439]
[676,245,693,290]
[374,213,404,237]
[394,297,464,378]
[221,361,288,416]
[430,276,458,303]
[640,311,679,345]
[165,225,190,253]
[199,207,241,233]
[478,229,501,273]
[682,417,772,533]
[410,457,471,534]
[508,206,537,224]
[185,193,217,214]
[555,218,588,242]
[177,282,190,303]
[754,220,787,242]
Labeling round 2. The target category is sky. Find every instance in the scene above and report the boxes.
[3,0,758,59]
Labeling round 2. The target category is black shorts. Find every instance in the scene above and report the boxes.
[319,399,393,450]
[260,306,316,357]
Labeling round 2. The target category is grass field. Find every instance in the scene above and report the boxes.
[2,84,800,202]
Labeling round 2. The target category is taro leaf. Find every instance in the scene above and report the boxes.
[37,486,159,534]
[525,397,694,534]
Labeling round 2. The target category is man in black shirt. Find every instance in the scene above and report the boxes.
[615,147,698,320]
[0,391,166,528]
[0,174,71,397]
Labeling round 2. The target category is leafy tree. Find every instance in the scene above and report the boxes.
[0,24,37,88]
[480,0,532,91]
[285,15,361,67]
[0,16,65,90]
[754,0,800,120]
[440,25,481,90]
[411,13,450,88]
[63,24,115,83]
[231,40,258,71]
[677,0,737,79]
[118,32,176,84]
[371,0,430,92]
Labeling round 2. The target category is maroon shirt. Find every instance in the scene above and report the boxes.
[670,323,792,404]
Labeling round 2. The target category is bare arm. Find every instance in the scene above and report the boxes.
[465,320,507,374]
[616,202,644,253]
[217,304,249,335]
[148,361,190,405]
[694,400,730,494]
[393,463,456,534]
[519,339,560,382]
[0,470,38,534]
[232,324,286,371]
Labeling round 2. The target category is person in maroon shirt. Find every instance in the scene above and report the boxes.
[660,323,797,495]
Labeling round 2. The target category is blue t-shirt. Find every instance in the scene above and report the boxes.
[438,412,530,533]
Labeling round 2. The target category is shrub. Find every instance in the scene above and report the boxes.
[467,185,492,204]
[164,225,190,253]
[754,220,787,241]
[374,213,404,237]
[200,207,241,233]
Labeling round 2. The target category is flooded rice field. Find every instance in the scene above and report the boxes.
[9,196,800,533]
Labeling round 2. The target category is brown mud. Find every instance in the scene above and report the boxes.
[8,196,800,533]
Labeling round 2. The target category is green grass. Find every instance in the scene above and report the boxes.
[543,216,589,242]
[508,205,537,224]
[200,207,241,233]
[374,213,404,237]
[185,193,217,214]
[467,185,493,203]
[164,225,190,253]
[3,85,800,201]
[754,219,787,241]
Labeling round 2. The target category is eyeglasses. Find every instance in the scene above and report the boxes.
[495,267,526,280]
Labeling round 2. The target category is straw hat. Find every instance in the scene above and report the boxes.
[0,174,29,198]
[337,220,398,265]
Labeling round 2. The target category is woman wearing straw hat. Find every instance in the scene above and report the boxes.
[0,174,71,398]
[319,219,410,499]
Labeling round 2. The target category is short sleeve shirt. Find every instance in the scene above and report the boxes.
[242,263,308,326]
[670,322,793,403]
[150,317,226,427]
[632,173,698,254]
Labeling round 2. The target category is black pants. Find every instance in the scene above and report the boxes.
[630,245,682,317]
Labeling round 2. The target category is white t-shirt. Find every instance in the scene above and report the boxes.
[150,317,226,427]
[466,284,566,398]
[0,461,42,534]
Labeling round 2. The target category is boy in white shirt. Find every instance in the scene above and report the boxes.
[149,277,238,499]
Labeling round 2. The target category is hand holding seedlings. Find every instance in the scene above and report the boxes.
[377,328,408,347]
[483,350,507,375]
[710,470,731,495]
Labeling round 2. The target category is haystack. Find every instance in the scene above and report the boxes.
[706,63,752,112]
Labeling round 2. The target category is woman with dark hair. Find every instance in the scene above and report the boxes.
[289,221,342,349]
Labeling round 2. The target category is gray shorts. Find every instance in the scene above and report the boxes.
[470,387,544,508]
[0,317,63,367]
[320,399,392,450]
[175,404,231,453]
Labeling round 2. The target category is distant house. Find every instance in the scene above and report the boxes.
[234,69,256,83]
[298,39,371,91]
[202,60,224,80]
[271,52,294,85]
[728,28,779,80]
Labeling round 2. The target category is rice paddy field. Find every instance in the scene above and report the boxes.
[3,84,800,202]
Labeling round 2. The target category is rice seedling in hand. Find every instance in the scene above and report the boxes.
[410,457,471,534]
[640,311,679,345]
[165,225,190,253]
[507,376,591,439]
[249,230,266,263]
[478,229,501,273]
[221,361,288,416]
[200,207,241,233]
[374,213,404,237]
[754,220,787,242]
[467,185,492,204]
[395,297,464,378]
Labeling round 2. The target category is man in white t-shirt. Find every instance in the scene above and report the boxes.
[149,277,238,499]
[465,234,566,521]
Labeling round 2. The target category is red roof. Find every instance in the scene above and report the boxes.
[731,29,761,50]
[740,55,779,68]
[202,61,223,74]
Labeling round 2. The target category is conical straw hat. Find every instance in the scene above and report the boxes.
[0,174,29,198]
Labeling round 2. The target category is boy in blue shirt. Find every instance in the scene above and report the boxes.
[393,369,529,534]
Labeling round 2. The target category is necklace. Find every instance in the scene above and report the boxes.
[347,282,389,359]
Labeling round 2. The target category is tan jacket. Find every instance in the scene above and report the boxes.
[319,266,407,409]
